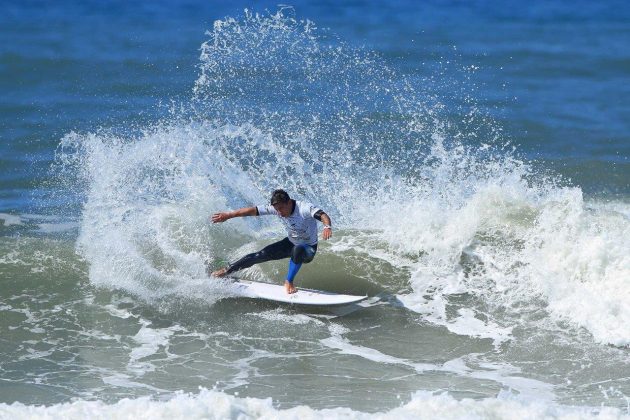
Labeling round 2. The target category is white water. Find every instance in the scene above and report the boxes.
[39,9,630,419]
[55,9,630,349]
[1,388,626,420]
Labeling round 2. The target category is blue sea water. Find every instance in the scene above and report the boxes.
[1,0,629,213]
[0,1,629,418]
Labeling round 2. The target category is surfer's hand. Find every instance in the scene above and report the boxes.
[322,227,332,240]
[211,212,231,223]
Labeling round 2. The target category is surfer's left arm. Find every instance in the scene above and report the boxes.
[314,210,332,240]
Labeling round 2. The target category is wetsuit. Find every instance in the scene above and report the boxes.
[224,200,325,282]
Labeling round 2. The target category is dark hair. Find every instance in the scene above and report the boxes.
[270,189,290,205]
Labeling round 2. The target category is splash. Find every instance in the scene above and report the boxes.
[57,8,630,346]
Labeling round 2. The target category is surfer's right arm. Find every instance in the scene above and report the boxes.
[211,207,259,223]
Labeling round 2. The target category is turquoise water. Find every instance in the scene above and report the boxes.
[0,2,629,418]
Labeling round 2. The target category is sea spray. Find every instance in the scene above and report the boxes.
[56,8,630,347]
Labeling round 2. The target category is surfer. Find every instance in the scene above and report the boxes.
[210,189,333,294]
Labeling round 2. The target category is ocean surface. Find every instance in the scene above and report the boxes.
[1,1,629,418]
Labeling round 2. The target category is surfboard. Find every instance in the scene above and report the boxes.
[232,279,368,306]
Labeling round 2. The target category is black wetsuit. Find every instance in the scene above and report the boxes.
[225,200,324,277]
[225,237,317,275]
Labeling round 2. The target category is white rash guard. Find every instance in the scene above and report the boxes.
[256,200,323,246]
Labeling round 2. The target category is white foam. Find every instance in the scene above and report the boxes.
[320,335,436,373]
[386,184,630,347]
[0,388,625,420]
[37,222,78,233]
[0,213,22,226]
[104,304,135,319]
[519,194,630,346]
[61,126,255,304]
[101,373,166,392]
[18,348,53,362]
[248,309,326,326]
[320,329,554,401]
[443,309,512,349]
[127,320,181,376]
[0,213,78,233]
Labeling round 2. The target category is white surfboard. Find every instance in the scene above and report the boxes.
[232,279,367,306]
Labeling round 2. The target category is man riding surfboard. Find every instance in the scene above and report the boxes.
[210,189,333,294]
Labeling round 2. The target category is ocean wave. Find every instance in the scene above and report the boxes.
[0,388,625,419]
[377,178,630,347]
[54,8,630,348]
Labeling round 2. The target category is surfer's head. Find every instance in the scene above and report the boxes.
[271,189,292,217]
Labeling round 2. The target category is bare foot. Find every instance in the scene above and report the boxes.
[284,281,297,294]
[211,267,228,278]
